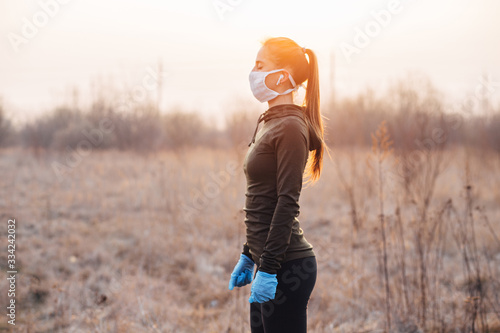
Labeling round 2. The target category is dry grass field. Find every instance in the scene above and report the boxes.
[0,145,499,332]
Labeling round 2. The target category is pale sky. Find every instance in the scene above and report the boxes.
[1,0,499,128]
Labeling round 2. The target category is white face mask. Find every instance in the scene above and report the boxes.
[249,69,299,103]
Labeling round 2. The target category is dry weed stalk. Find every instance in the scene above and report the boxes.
[371,120,394,332]
[407,140,444,328]
[394,201,410,319]
[447,152,490,332]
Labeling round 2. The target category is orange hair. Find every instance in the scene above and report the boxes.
[262,37,325,182]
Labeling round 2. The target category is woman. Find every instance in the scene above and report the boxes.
[228,37,325,333]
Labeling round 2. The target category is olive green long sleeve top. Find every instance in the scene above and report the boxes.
[241,103,321,274]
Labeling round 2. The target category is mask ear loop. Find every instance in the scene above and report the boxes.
[288,73,303,92]
[282,72,303,94]
[288,74,297,88]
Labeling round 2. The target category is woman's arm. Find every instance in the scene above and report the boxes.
[258,118,309,274]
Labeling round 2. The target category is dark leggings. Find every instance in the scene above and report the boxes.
[250,256,317,333]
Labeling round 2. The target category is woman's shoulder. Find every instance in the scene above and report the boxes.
[274,113,308,132]
[269,115,309,147]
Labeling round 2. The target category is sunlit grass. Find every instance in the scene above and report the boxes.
[0,145,499,332]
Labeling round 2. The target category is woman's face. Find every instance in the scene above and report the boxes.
[252,46,293,93]
[252,46,276,72]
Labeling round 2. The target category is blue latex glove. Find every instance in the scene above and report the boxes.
[228,254,255,290]
[248,270,278,303]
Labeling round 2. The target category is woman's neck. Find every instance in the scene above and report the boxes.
[267,93,294,109]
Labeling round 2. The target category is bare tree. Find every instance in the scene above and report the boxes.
[0,102,13,147]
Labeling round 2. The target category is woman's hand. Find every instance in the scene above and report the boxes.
[248,270,278,303]
[228,254,255,290]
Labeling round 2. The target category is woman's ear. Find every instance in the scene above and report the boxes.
[276,74,284,85]
[276,71,290,85]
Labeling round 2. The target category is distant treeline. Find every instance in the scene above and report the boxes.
[0,75,499,154]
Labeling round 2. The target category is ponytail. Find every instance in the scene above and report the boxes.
[262,37,326,182]
[303,48,324,182]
